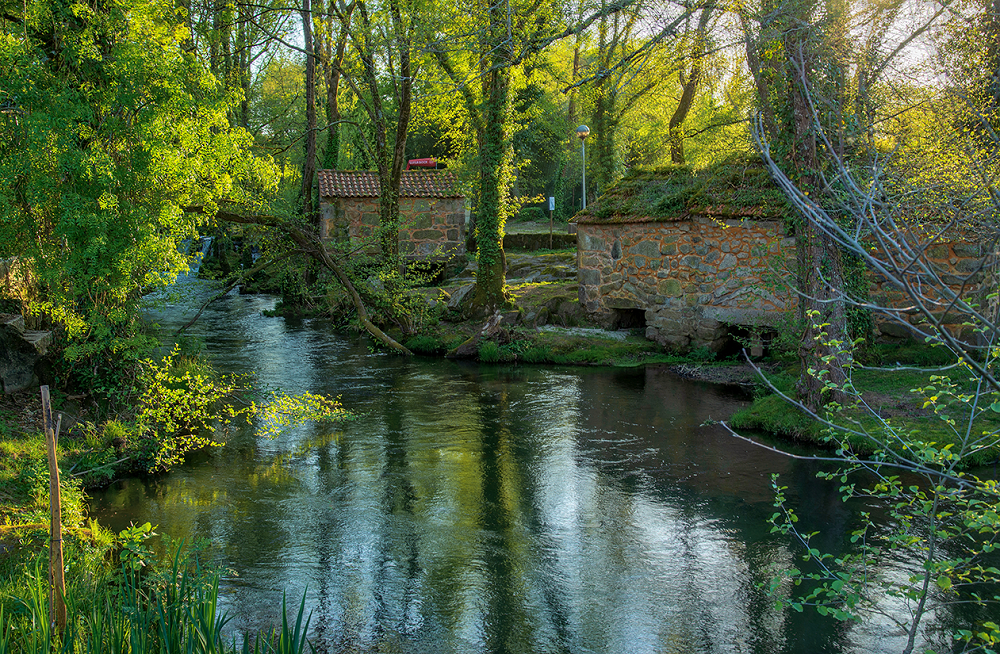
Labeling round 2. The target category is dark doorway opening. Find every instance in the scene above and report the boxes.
[611,308,647,330]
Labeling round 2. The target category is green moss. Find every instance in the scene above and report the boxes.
[576,157,793,223]
[729,395,822,440]
[404,334,448,355]
[732,367,1000,468]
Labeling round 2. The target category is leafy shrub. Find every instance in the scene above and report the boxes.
[131,348,248,473]
[478,341,501,363]
[404,334,447,355]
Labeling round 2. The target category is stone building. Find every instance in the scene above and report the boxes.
[317,170,467,263]
[574,163,795,352]
[574,162,996,352]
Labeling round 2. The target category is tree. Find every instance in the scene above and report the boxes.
[330,0,421,262]
[742,0,864,411]
[0,0,271,403]
[732,1,1000,649]
[667,4,713,164]
[433,0,706,311]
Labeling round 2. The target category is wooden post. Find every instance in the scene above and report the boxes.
[41,386,66,636]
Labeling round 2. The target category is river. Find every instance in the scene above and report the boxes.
[89,279,977,653]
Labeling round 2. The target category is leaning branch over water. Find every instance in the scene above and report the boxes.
[175,249,303,336]
[185,206,413,355]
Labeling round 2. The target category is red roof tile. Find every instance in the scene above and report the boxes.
[318,170,463,198]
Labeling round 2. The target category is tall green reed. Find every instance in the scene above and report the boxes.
[0,552,313,653]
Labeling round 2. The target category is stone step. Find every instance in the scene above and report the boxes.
[0,313,24,334]
[22,330,53,355]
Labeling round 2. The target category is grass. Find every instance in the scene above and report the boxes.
[576,157,793,223]
[0,544,314,654]
[729,359,1000,468]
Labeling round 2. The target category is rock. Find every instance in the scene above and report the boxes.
[447,311,505,358]
[0,317,46,394]
[878,321,915,339]
[447,283,475,311]
[500,311,521,326]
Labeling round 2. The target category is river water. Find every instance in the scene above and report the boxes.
[89,280,975,653]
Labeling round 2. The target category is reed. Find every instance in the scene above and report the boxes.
[0,556,313,654]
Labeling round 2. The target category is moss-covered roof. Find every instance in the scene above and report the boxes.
[573,158,793,224]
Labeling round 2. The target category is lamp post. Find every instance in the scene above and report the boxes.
[576,125,590,210]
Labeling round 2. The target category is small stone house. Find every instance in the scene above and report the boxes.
[574,163,795,351]
[574,162,997,352]
[317,170,467,263]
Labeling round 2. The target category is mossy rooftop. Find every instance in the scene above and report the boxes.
[573,158,793,223]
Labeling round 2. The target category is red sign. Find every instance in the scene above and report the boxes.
[407,158,437,169]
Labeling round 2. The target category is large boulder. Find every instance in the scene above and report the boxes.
[0,314,50,394]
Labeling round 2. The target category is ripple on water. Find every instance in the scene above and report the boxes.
[84,283,987,653]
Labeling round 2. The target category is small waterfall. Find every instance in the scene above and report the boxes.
[186,237,213,276]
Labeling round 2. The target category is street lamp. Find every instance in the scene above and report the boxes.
[576,125,590,210]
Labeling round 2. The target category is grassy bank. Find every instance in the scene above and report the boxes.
[728,345,1000,468]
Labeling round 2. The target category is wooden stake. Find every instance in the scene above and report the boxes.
[41,386,66,636]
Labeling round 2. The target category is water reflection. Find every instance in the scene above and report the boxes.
[89,280,972,653]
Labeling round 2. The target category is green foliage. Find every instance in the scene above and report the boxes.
[0,543,315,654]
[12,460,88,527]
[0,0,279,408]
[478,341,502,363]
[520,346,553,363]
[476,339,527,363]
[130,349,247,473]
[116,522,158,571]
[687,346,717,362]
[253,391,350,439]
[756,313,1000,652]
[581,158,793,222]
[403,334,448,355]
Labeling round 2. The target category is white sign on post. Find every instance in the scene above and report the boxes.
[548,196,555,211]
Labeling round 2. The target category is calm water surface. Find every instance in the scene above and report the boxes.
[89,280,971,653]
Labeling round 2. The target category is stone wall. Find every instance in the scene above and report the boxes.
[868,241,997,342]
[577,216,997,350]
[577,216,794,350]
[320,197,466,262]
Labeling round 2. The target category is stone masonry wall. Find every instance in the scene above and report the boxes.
[320,197,466,262]
[867,241,997,342]
[578,217,996,350]
[577,216,794,350]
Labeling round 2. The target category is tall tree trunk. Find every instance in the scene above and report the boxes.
[237,2,250,129]
[787,22,848,412]
[320,1,352,169]
[590,10,616,197]
[568,36,580,126]
[210,0,222,77]
[473,13,513,310]
[355,0,407,262]
[669,7,712,164]
[300,0,319,226]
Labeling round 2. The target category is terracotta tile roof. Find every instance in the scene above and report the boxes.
[318,170,463,198]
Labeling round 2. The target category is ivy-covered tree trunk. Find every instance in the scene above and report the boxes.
[319,2,352,170]
[473,58,513,310]
[787,21,848,413]
[591,80,617,202]
[300,0,319,226]
[746,0,851,412]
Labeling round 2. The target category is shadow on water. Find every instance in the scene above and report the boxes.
[90,277,992,653]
